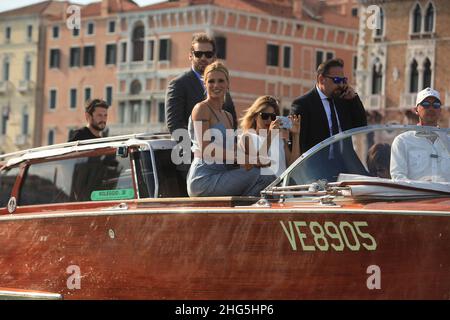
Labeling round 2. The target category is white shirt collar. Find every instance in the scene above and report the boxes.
[192,67,202,78]
[316,85,329,101]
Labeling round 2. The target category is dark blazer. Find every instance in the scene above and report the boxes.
[165,69,237,134]
[68,127,98,142]
[291,87,367,154]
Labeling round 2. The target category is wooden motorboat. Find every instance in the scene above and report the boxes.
[0,125,449,299]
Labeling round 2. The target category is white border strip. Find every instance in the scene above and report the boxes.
[1,207,450,222]
[0,290,62,300]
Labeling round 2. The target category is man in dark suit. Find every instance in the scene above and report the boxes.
[165,34,237,193]
[290,58,368,182]
[165,33,237,135]
[291,58,367,153]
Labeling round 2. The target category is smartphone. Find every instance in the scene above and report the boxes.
[276,116,292,129]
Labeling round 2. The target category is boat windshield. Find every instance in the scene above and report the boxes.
[269,125,450,195]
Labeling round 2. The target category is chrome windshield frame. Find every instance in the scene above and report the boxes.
[264,124,450,190]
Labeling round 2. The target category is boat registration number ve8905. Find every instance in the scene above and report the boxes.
[280,221,377,252]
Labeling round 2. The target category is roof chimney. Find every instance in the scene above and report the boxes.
[318,0,327,15]
[177,0,193,6]
[293,0,303,19]
[101,0,110,16]
[63,1,69,20]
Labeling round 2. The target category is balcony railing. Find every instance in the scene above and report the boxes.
[0,81,10,94]
[15,134,29,146]
[18,80,33,93]
[400,93,417,109]
[362,94,385,110]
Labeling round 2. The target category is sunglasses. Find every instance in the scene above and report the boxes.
[324,75,348,84]
[192,51,215,59]
[259,112,277,121]
[419,101,441,109]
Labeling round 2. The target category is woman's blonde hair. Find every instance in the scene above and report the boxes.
[203,61,230,85]
[240,95,280,131]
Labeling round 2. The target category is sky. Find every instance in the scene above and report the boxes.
[0,0,163,13]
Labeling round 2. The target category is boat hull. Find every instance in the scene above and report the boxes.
[1,207,450,299]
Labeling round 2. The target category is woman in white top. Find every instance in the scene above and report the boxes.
[239,95,300,177]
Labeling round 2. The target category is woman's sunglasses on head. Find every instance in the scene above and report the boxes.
[259,112,277,121]
[419,100,441,109]
[324,75,348,84]
[192,50,215,59]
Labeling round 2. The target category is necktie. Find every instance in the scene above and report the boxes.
[199,77,206,97]
[327,98,339,136]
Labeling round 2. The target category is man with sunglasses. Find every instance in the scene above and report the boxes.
[290,58,367,154]
[164,34,236,193]
[165,33,236,135]
[68,99,109,142]
[289,58,368,181]
[390,87,449,182]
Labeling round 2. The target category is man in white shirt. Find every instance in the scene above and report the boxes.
[390,87,450,182]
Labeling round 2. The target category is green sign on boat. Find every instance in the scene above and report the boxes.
[91,189,135,201]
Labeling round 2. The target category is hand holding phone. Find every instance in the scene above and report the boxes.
[339,85,358,99]
[276,116,293,129]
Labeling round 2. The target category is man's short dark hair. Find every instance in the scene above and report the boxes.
[85,99,109,115]
[366,143,391,177]
[191,33,216,54]
[317,58,345,76]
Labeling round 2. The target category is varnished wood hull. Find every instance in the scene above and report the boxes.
[1,204,450,299]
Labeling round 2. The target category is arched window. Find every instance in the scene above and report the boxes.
[3,58,9,81]
[24,56,32,81]
[132,23,144,61]
[424,3,435,32]
[130,79,142,95]
[1,106,9,135]
[412,4,422,33]
[48,129,55,145]
[423,58,432,88]
[375,7,384,37]
[22,106,29,135]
[409,59,419,93]
[372,62,383,94]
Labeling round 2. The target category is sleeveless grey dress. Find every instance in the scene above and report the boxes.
[186,111,275,197]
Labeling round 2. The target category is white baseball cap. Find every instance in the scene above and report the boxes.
[416,87,441,106]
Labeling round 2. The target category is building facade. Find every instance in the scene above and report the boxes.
[0,1,67,154]
[41,0,138,145]
[111,0,360,136]
[1,0,360,147]
[357,0,450,127]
